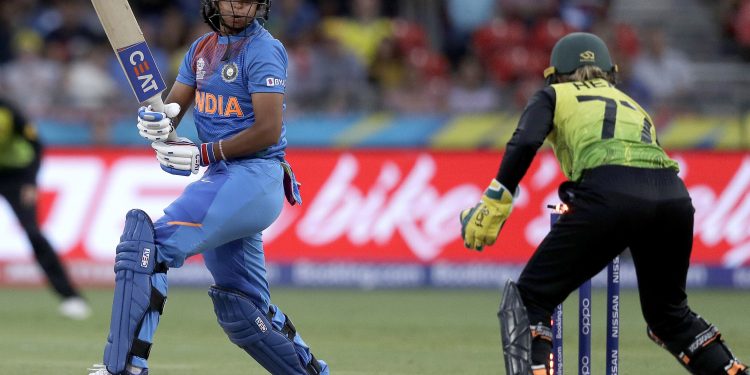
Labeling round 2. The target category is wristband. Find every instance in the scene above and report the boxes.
[200,142,217,166]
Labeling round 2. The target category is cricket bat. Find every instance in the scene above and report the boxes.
[91,0,167,112]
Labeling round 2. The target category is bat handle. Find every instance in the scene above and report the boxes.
[142,93,164,113]
[142,93,177,141]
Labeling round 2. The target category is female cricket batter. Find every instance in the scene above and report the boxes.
[91,1,328,374]
[460,32,749,375]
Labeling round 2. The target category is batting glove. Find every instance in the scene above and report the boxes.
[137,103,180,142]
[460,179,516,251]
[152,137,222,176]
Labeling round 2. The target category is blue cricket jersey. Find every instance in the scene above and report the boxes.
[176,20,288,160]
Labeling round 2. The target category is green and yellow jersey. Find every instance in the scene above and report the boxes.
[0,98,38,171]
[548,78,678,181]
[496,79,678,192]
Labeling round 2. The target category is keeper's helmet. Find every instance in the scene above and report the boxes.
[202,0,272,33]
[543,32,618,84]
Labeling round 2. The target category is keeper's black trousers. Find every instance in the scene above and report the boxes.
[0,161,79,299]
[516,165,708,347]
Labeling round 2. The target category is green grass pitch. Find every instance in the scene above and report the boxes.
[0,287,748,374]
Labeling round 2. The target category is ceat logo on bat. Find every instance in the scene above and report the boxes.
[117,41,166,102]
[128,49,159,93]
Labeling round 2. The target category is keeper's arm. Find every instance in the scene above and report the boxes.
[460,87,557,251]
[495,86,556,193]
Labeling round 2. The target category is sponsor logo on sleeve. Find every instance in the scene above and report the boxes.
[265,77,286,88]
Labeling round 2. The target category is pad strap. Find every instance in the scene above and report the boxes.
[269,309,297,341]
[127,284,168,361]
[130,339,152,360]
[649,323,732,373]
[530,323,553,343]
[307,353,324,375]
[150,286,167,315]
[209,286,309,375]
[680,325,721,365]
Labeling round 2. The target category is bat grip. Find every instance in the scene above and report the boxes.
[142,94,164,113]
[142,94,177,141]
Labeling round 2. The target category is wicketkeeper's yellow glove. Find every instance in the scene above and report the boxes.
[460,179,515,251]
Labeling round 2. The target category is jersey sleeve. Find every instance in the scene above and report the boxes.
[246,39,288,94]
[0,100,36,149]
[495,86,556,193]
[176,35,209,87]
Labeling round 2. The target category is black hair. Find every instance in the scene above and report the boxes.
[201,0,272,33]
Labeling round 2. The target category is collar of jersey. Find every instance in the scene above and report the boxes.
[218,20,260,44]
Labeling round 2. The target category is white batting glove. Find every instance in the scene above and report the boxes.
[137,103,181,142]
[152,137,201,176]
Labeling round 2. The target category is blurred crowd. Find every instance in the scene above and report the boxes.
[0,0,741,131]
[720,0,750,60]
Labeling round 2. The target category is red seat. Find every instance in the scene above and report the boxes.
[472,19,527,63]
[735,0,750,46]
[614,23,640,58]
[524,47,549,79]
[488,45,548,83]
[392,19,429,54]
[407,48,449,79]
[530,18,575,53]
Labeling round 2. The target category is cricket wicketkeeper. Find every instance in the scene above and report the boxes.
[460,32,749,375]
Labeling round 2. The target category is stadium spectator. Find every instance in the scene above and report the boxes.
[0,30,63,118]
[559,0,611,31]
[322,0,393,67]
[0,1,14,64]
[383,58,448,113]
[615,58,653,110]
[733,0,750,60]
[501,0,558,23]
[313,33,374,112]
[41,1,102,62]
[287,29,373,112]
[448,54,501,113]
[266,0,320,44]
[593,22,652,108]
[156,7,190,68]
[369,36,407,93]
[130,0,173,16]
[444,0,497,35]
[442,0,497,65]
[63,45,118,111]
[286,32,325,112]
[632,26,693,107]
[63,44,119,144]
[0,95,91,320]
